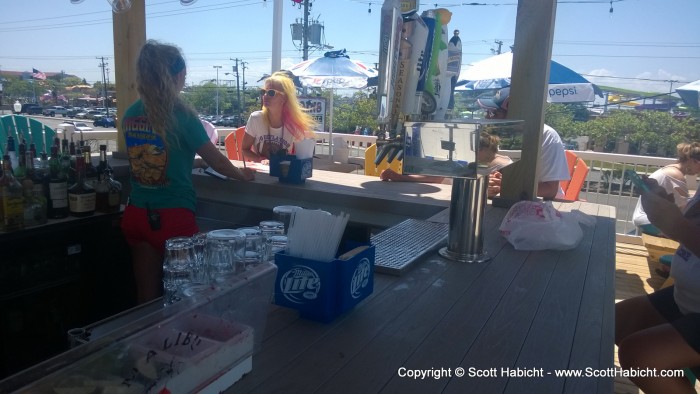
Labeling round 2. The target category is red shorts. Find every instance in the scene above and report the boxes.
[121,205,199,254]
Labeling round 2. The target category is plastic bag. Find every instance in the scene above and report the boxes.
[498,201,595,251]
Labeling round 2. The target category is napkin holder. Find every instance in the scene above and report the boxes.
[269,153,313,184]
[273,243,375,323]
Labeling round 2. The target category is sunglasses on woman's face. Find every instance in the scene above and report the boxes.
[261,88,284,97]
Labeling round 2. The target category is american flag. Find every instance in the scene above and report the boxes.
[32,68,47,80]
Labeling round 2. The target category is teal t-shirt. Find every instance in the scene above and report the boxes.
[122,100,209,212]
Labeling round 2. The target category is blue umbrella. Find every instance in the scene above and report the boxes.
[456,52,602,102]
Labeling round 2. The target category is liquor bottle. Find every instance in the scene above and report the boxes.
[23,150,47,227]
[6,135,19,171]
[82,146,98,188]
[47,146,69,219]
[68,154,96,217]
[95,168,122,213]
[0,154,25,231]
[60,136,72,182]
[14,139,27,181]
[96,144,112,182]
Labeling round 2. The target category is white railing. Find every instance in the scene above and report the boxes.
[312,132,376,158]
[500,150,698,241]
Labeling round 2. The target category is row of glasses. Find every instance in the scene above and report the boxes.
[162,216,293,307]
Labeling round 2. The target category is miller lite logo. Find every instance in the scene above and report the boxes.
[280,265,321,304]
[349,258,371,299]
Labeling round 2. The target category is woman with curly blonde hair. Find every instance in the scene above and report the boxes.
[241,71,317,162]
[121,40,255,304]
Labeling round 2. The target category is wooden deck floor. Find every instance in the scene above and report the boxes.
[613,241,694,394]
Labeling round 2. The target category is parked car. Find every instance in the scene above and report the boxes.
[42,106,68,117]
[66,107,83,118]
[62,121,93,133]
[16,103,43,115]
[86,110,106,120]
[93,116,116,128]
[74,111,89,119]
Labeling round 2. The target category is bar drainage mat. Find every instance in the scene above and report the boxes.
[371,219,448,275]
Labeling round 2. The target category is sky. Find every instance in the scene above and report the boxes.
[1,0,699,96]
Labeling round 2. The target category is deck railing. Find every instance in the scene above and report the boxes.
[218,127,697,240]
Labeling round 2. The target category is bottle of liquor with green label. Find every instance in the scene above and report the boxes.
[1,154,25,231]
[47,145,69,219]
[68,153,96,217]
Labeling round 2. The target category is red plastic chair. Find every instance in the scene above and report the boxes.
[560,150,589,201]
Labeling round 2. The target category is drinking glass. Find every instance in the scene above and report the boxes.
[163,237,195,306]
[259,220,285,261]
[205,229,245,283]
[190,232,208,283]
[267,235,288,260]
[273,205,302,234]
[238,227,264,267]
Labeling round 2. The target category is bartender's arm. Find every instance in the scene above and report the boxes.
[241,133,265,163]
[198,142,255,181]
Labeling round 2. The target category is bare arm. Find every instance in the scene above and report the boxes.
[197,142,255,181]
[240,133,265,162]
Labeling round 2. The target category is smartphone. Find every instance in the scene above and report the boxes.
[625,169,650,193]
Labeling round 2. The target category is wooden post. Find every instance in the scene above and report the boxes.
[493,0,557,207]
[112,1,145,156]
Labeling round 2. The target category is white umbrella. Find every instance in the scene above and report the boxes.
[456,52,602,103]
[676,80,700,108]
[289,49,377,155]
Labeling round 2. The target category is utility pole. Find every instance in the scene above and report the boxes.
[302,0,310,61]
[241,61,248,92]
[230,58,241,118]
[97,56,109,108]
[494,40,503,55]
[213,65,222,115]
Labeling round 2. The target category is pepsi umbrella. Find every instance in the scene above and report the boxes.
[676,80,700,108]
[289,49,377,155]
[456,52,602,103]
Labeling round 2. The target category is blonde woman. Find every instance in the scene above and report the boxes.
[241,71,317,163]
[120,40,255,304]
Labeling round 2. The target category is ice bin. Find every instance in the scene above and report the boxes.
[1,262,277,393]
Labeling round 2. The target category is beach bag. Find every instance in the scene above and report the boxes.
[498,201,595,251]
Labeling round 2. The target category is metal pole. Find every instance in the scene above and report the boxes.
[271,0,283,73]
[213,65,222,115]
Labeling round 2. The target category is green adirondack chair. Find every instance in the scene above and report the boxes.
[0,114,57,155]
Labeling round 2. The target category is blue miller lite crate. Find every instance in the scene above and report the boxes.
[269,154,313,184]
[273,244,375,323]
